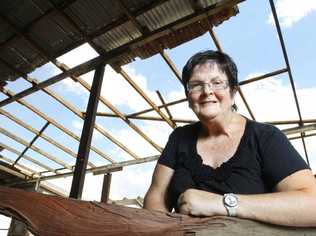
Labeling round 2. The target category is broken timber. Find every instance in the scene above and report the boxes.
[0,186,316,236]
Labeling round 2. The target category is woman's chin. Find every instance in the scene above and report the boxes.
[197,112,219,122]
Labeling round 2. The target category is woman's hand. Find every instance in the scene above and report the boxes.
[177,188,226,216]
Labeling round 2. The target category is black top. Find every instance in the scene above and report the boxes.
[158,119,309,210]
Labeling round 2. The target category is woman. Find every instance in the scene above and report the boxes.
[143,50,316,227]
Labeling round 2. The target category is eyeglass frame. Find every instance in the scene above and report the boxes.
[186,79,230,93]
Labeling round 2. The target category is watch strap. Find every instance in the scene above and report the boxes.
[226,205,236,217]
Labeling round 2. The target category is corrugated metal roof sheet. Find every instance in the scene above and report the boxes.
[0,20,15,45]
[94,21,142,52]
[0,0,52,28]
[28,11,82,53]
[66,0,124,34]
[1,36,45,74]
[137,0,195,31]
[0,0,240,84]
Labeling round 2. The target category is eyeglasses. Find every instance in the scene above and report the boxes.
[187,80,229,93]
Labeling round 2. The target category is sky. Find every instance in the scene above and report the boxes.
[1,0,316,233]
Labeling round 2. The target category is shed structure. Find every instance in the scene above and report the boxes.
[0,0,315,234]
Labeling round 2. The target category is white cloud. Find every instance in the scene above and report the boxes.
[70,119,86,137]
[239,75,298,121]
[268,0,316,27]
[110,162,156,200]
[44,173,103,201]
[110,121,172,159]
[58,64,162,114]
[44,165,154,202]
[297,87,316,119]
[56,44,183,119]
[44,177,72,196]
[99,65,161,112]
[81,173,104,201]
[71,118,105,142]
[304,136,316,174]
[59,77,89,98]
[56,43,99,104]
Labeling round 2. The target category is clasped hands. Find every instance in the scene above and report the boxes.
[177,188,226,216]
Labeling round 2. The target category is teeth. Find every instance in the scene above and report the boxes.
[201,101,216,104]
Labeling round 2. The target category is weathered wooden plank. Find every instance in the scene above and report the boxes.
[0,186,316,236]
[26,155,158,182]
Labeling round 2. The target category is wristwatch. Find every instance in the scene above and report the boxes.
[223,193,238,217]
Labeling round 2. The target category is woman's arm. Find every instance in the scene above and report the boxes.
[143,164,174,212]
[178,169,316,227]
[237,169,316,227]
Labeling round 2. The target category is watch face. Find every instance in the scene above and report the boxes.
[224,195,238,207]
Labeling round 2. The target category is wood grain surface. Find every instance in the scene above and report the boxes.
[0,186,316,236]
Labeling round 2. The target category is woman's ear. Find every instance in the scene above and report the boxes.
[185,91,192,109]
[230,86,238,97]
[230,87,238,111]
[188,99,192,109]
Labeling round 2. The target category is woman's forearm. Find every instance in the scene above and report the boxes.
[237,190,316,227]
[178,188,316,227]
[143,188,170,213]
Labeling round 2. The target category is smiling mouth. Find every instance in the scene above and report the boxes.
[200,101,217,105]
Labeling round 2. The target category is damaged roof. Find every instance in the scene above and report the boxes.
[0,0,239,84]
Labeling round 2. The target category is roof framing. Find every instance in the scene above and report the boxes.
[0,0,314,198]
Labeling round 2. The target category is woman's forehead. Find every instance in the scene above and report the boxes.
[191,61,225,78]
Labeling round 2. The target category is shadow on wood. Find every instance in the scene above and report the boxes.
[0,186,316,236]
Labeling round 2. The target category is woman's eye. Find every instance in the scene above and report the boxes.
[196,84,205,89]
[213,81,223,85]
[190,84,202,89]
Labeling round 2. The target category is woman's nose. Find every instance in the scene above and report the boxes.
[201,83,213,94]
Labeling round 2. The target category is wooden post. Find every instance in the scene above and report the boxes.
[69,63,105,199]
[101,173,112,203]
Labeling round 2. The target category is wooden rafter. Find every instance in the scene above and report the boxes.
[0,87,113,163]
[0,108,95,168]
[57,62,162,153]
[117,67,176,129]
[0,0,312,198]
[0,142,55,173]
[0,127,72,170]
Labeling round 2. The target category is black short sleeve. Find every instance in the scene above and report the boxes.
[261,126,309,189]
[157,128,181,169]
